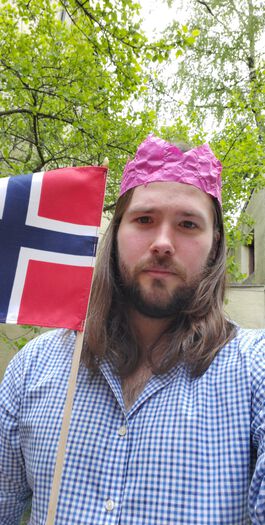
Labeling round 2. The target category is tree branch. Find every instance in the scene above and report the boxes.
[221,124,247,162]
[0,108,32,117]
[196,0,214,16]
[33,114,45,167]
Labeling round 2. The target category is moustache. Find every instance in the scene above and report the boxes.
[134,256,187,281]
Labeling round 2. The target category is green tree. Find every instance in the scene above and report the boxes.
[0,0,143,201]
[0,0,193,351]
[158,0,265,277]
[0,0,191,206]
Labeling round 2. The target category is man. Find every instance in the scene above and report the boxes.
[1,134,265,524]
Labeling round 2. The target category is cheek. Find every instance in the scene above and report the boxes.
[180,237,213,268]
[117,229,149,262]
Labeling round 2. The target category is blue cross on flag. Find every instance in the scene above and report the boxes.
[0,166,107,330]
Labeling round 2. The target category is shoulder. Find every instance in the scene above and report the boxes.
[20,328,75,358]
[227,328,265,394]
[13,328,75,366]
[1,329,76,397]
[233,327,265,361]
[209,327,265,379]
[225,327,265,366]
[220,327,265,356]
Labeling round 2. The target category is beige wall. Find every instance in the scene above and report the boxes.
[99,215,110,238]
[246,188,265,284]
[225,285,265,328]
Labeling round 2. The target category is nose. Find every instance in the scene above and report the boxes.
[149,225,175,256]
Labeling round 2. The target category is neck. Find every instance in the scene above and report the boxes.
[129,309,172,358]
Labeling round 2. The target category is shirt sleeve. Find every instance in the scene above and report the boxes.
[0,351,32,525]
[248,331,265,523]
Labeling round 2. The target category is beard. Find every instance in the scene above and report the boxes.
[117,254,204,319]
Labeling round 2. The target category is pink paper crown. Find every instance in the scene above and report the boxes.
[120,134,222,205]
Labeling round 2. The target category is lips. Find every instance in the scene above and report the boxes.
[143,267,177,276]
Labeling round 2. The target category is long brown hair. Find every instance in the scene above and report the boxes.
[82,189,236,377]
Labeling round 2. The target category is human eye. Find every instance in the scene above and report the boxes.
[136,216,152,224]
[179,220,197,230]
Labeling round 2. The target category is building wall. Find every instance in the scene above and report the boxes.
[225,285,265,328]
[235,188,265,284]
[245,188,265,284]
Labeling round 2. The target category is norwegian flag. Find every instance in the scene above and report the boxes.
[0,166,107,330]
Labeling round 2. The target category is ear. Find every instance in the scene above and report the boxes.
[209,230,221,264]
[214,231,220,243]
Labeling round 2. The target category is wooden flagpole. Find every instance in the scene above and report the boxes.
[45,330,84,525]
[45,158,109,525]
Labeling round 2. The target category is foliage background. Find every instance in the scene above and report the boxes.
[157,0,265,273]
[0,0,192,354]
[0,0,189,204]
[1,0,265,347]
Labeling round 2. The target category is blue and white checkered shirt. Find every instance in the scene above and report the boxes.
[1,328,265,524]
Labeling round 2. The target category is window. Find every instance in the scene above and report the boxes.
[248,236,255,275]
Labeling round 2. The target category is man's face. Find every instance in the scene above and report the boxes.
[116,181,217,318]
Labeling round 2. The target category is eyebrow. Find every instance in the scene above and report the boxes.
[127,206,207,221]
[181,210,206,221]
[127,207,157,215]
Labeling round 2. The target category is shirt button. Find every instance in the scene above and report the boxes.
[105,499,115,511]
[118,425,127,436]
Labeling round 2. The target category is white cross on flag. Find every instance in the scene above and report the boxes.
[0,166,107,330]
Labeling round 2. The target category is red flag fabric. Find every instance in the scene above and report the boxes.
[0,166,107,330]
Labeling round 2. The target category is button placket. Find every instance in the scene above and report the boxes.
[117,425,127,436]
[105,498,115,512]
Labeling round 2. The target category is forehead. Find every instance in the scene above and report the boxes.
[125,181,214,219]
